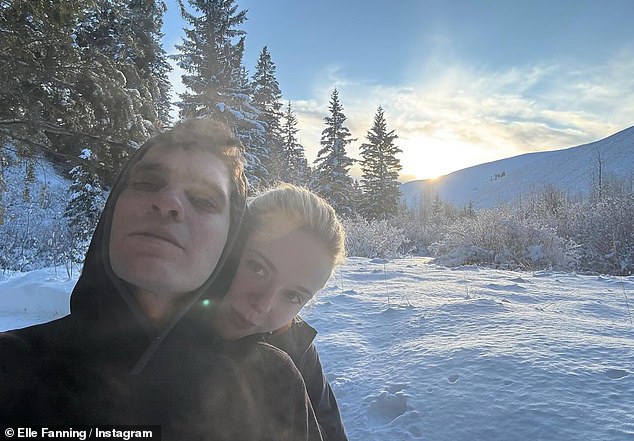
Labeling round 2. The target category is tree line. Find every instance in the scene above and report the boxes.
[1,0,404,263]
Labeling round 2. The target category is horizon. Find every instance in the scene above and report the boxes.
[162,0,634,181]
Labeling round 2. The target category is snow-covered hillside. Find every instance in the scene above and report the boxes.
[2,259,633,440]
[401,125,634,210]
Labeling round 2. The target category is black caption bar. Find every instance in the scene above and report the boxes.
[1,426,160,441]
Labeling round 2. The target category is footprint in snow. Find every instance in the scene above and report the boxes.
[605,369,629,380]
[448,374,460,384]
[367,390,408,426]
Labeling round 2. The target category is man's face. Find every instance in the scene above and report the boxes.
[109,146,232,299]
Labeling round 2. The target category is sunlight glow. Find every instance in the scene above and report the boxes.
[399,135,500,181]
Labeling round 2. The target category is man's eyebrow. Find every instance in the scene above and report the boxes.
[130,161,165,175]
[194,177,230,204]
[130,161,230,203]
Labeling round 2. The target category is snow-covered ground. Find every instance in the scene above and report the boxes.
[1,258,633,440]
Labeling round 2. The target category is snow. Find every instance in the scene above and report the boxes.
[2,258,633,440]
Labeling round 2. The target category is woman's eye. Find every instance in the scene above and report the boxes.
[246,260,267,277]
[285,292,304,305]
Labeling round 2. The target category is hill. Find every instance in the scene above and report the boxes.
[401,125,634,210]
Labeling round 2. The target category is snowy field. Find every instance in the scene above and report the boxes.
[1,257,633,441]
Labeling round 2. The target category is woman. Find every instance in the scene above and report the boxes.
[212,183,349,441]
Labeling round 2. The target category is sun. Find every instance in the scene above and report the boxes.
[399,135,491,182]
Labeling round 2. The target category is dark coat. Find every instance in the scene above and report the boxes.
[0,138,323,441]
[266,318,349,441]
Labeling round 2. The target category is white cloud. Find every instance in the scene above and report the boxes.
[292,50,634,180]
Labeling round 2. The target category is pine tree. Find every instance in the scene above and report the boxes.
[0,0,170,185]
[0,0,84,151]
[173,0,247,119]
[252,46,284,184]
[174,0,269,190]
[280,102,310,185]
[359,106,402,219]
[64,149,107,263]
[314,89,356,216]
[231,64,269,189]
[73,0,171,175]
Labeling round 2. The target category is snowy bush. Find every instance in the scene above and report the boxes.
[386,210,450,255]
[343,215,408,258]
[0,151,80,271]
[570,190,634,275]
[430,206,576,271]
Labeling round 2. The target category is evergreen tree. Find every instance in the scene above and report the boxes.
[0,0,170,184]
[76,0,171,128]
[173,0,247,119]
[0,0,84,151]
[64,149,107,263]
[359,106,402,219]
[231,64,269,189]
[314,89,356,216]
[252,46,284,183]
[73,0,171,179]
[174,0,269,190]
[280,102,310,185]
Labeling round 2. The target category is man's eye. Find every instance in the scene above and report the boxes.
[190,195,219,212]
[246,260,267,277]
[130,180,160,191]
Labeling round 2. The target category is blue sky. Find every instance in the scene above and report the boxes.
[162,0,634,181]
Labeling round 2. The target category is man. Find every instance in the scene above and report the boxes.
[0,119,323,441]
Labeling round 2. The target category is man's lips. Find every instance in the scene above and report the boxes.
[129,230,184,249]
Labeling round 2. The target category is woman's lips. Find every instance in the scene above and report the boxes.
[230,307,256,330]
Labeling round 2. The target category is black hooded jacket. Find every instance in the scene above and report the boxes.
[0,139,323,441]
[265,318,349,441]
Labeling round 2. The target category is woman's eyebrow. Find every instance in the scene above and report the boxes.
[248,249,277,272]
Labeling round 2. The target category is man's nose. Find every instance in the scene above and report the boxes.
[151,186,185,221]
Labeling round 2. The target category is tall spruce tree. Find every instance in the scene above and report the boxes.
[0,0,170,184]
[174,0,269,189]
[252,46,284,184]
[359,106,402,219]
[173,0,246,119]
[121,0,173,126]
[0,0,84,153]
[314,89,356,216]
[74,0,171,179]
[64,149,107,263]
[280,101,310,185]
[232,64,269,189]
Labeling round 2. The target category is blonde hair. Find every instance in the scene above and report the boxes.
[247,184,346,268]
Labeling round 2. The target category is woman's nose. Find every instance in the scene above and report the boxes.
[249,287,276,314]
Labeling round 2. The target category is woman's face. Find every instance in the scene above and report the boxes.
[214,223,333,340]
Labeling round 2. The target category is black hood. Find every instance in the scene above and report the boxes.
[69,138,246,374]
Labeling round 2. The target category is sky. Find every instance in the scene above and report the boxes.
[161,0,634,182]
